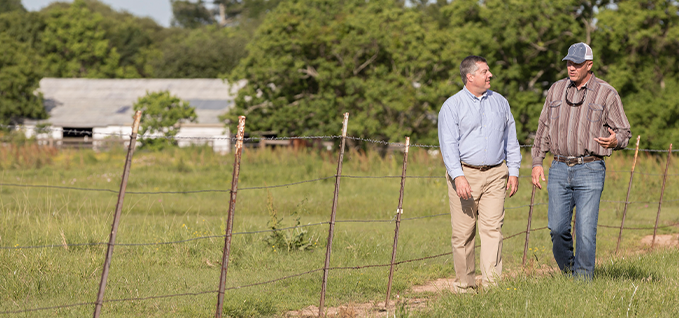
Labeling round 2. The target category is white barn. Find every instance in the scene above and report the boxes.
[22,78,244,153]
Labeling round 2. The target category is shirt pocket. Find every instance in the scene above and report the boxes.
[488,111,507,131]
[587,103,604,123]
[549,100,562,119]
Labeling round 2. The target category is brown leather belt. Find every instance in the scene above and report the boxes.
[461,162,502,171]
[554,155,603,167]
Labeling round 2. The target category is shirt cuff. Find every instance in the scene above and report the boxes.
[448,168,464,181]
[615,134,625,150]
[508,167,520,178]
[531,157,544,168]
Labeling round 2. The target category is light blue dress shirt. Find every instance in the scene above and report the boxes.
[438,86,522,180]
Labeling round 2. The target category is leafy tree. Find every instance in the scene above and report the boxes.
[224,0,460,144]
[151,25,247,78]
[78,0,164,77]
[594,0,679,149]
[0,10,46,50]
[133,91,197,150]
[0,0,24,14]
[41,0,137,78]
[171,0,214,28]
[460,0,585,142]
[0,33,47,126]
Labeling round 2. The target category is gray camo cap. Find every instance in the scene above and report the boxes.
[562,42,593,64]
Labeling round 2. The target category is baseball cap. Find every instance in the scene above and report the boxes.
[562,42,593,64]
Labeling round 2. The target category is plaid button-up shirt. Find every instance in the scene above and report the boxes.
[531,73,632,167]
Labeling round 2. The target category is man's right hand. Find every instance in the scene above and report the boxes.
[454,176,472,200]
[531,166,546,189]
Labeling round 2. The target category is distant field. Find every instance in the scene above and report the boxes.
[1,144,678,317]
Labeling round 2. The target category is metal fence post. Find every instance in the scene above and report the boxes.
[385,137,410,307]
[616,135,641,255]
[652,143,673,249]
[93,111,142,318]
[522,185,537,267]
[215,116,246,318]
[319,113,349,317]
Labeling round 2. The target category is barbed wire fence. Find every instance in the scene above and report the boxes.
[0,116,677,317]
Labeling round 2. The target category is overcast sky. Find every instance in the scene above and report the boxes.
[22,0,179,27]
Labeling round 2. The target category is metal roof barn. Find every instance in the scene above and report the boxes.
[23,78,245,153]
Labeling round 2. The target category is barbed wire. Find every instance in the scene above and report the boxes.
[1,219,673,316]
[598,222,679,230]
[0,301,94,315]
[0,212,452,250]
[6,124,679,152]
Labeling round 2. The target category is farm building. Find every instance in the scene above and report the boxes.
[21,78,245,153]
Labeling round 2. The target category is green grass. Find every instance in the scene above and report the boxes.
[1,144,678,317]
[415,248,679,317]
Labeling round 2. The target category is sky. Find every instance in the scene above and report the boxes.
[22,0,179,27]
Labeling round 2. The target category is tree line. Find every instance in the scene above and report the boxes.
[1,0,678,149]
[0,0,275,126]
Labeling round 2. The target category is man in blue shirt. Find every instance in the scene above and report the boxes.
[438,55,522,291]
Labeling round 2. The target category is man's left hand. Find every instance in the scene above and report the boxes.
[506,176,519,197]
[594,128,618,149]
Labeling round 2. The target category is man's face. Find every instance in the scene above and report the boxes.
[469,62,492,92]
[566,60,593,83]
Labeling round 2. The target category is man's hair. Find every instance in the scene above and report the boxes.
[460,55,487,85]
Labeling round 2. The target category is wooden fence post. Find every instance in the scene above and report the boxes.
[652,144,672,249]
[385,137,410,307]
[319,113,349,317]
[616,135,640,255]
[215,116,246,318]
[522,185,537,267]
[93,111,142,318]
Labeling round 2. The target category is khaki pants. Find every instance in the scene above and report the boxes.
[446,162,508,288]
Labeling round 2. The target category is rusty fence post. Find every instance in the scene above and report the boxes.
[385,137,410,307]
[652,143,673,249]
[319,113,349,317]
[522,185,537,267]
[616,135,641,255]
[215,116,246,318]
[93,111,142,318]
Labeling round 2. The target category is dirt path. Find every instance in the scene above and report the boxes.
[285,233,679,317]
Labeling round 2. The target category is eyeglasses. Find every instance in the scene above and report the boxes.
[566,86,587,106]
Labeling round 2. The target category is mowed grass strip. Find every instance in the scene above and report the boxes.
[416,248,679,317]
[1,145,678,317]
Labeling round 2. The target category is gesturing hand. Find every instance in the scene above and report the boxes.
[454,176,472,200]
[594,128,618,149]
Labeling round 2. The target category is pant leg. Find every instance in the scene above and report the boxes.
[547,161,576,272]
[571,160,606,280]
[477,163,508,285]
[446,169,481,288]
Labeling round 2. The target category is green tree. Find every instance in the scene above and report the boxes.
[593,0,679,149]
[224,0,459,144]
[152,25,247,78]
[133,91,197,150]
[0,0,24,14]
[41,0,137,78]
[0,33,47,126]
[171,0,214,28]
[465,0,585,142]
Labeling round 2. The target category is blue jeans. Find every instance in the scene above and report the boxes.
[547,160,605,280]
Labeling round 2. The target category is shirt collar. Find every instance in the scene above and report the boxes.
[568,72,596,91]
[463,86,488,101]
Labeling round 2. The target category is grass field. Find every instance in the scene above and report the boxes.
[1,142,678,317]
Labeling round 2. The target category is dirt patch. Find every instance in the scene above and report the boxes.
[285,235,679,317]
[284,300,428,318]
[284,277,477,318]
[640,233,679,247]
